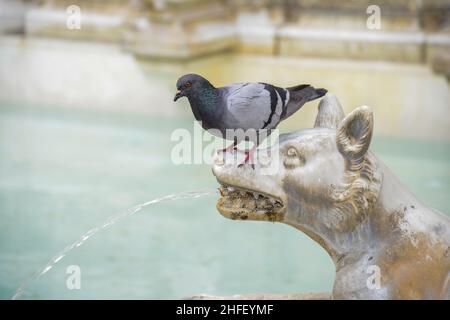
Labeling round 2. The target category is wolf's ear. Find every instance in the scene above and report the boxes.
[314,93,345,129]
[337,106,373,163]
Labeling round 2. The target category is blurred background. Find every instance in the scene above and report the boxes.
[0,0,449,299]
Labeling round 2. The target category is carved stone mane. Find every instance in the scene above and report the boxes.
[314,98,383,232]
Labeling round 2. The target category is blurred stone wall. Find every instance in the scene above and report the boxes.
[1,0,449,76]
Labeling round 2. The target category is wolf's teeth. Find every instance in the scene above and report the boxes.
[228,187,235,192]
[252,192,259,200]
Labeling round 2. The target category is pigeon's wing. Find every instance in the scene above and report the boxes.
[223,83,288,130]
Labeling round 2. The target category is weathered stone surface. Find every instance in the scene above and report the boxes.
[212,95,450,299]
[426,33,450,78]
[0,0,26,34]
[278,28,425,62]
[6,0,449,65]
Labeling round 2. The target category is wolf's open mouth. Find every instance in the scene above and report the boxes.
[217,184,285,220]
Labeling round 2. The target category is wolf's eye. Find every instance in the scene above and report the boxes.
[284,147,304,169]
[287,147,297,157]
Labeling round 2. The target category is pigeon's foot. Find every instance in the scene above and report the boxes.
[219,142,238,155]
[238,146,257,169]
[238,163,255,169]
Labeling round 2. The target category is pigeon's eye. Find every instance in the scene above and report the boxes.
[284,147,305,169]
[185,82,192,88]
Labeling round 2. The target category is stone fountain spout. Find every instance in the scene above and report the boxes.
[209,94,450,300]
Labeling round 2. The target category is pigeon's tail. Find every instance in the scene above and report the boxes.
[283,84,327,120]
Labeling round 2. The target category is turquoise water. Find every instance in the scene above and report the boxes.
[0,105,449,299]
[0,37,449,299]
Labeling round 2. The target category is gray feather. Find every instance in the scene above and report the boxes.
[222,83,273,131]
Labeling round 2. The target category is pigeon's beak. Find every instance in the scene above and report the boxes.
[174,89,184,102]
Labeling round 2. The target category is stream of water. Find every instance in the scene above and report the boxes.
[11,189,218,300]
[1,38,448,299]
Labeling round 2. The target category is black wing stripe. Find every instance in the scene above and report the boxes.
[274,87,286,107]
[275,87,288,119]
[262,84,278,129]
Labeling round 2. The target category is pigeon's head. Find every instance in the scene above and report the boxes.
[174,74,212,102]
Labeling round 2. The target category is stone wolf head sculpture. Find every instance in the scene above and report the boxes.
[213,94,450,299]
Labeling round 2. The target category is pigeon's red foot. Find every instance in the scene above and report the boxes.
[238,146,257,169]
[219,141,238,154]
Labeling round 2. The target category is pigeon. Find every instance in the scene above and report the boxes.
[174,73,327,165]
